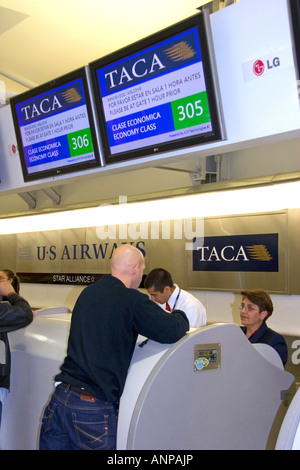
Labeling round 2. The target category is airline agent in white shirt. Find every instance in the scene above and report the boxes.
[144,268,207,327]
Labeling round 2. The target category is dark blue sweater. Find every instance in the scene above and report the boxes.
[56,275,189,402]
[241,322,288,366]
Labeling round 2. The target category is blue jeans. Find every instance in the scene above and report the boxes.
[0,387,8,429]
[39,384,118,450]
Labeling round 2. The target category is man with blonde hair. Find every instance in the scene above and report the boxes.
[39,244,189,450]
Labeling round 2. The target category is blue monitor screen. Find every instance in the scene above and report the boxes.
[10,67,102,182]
[89,12,225,164]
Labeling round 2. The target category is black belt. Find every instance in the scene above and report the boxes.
[61,382,85,393]
[61,382,97,402]
[60,382,118,406]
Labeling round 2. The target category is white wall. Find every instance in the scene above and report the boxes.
[19,281,300,337]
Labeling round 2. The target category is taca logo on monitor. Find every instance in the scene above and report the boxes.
[103,30,199,93]
[19,83,84,123]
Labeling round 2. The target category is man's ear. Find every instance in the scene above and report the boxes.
[163,286,171,295]
[132,263,139,276]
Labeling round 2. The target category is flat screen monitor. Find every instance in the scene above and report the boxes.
[89,11,225,165]
[289,0,300,79]
[10,66,102,182]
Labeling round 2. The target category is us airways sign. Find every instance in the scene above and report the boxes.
[193,234,278,272]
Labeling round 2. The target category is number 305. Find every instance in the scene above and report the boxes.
[177,100,203,121]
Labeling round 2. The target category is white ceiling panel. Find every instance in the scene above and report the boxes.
[0,0,212,98]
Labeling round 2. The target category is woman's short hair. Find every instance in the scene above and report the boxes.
[241,288,273,320]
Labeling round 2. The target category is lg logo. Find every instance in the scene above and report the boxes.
[253,59,265,76]
[253,57,280,76]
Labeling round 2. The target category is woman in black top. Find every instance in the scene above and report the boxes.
[239,288,287,366]
[0,270,33,425]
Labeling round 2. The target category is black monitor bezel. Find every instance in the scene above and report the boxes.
[289,0,300,80]
[10,66,102,182]
[89,11,224,165]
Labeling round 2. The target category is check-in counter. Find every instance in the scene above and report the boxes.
[276,387,300,450]
[0,312,295,450]
[0,308,71,450]
[117,323,295,450]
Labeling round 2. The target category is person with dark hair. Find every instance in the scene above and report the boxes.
[0,269,20,296]
[144,268,206,327]
[239,288,287,366]
[0,269,33,426]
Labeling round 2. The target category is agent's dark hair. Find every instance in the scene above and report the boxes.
[144,268,173,293]
[0,269,20,294]
[241,288,273,320]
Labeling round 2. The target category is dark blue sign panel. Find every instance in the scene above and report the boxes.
[193,233,279,272]
[98,29,201,97]
[15,79,86,126]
